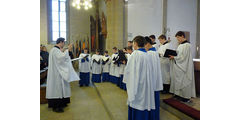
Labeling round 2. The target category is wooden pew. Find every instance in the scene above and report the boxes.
[40,68,48,104]
[193,59,200,96]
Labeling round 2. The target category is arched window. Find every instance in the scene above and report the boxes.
[48,0,68,43]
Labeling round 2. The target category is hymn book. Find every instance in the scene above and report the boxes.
[163,49,177,58]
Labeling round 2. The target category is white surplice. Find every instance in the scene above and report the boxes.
[46,47,80,99]
[123,49,155,111]
[109,53,118,76]
[91,54,102,74]
[169,42,196,98]
[153,39,160,51]
[78,53,91,73]
[148,47,163,91]
[102,55,111,73]
[158,42,171,84]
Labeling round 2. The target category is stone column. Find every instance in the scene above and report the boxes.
[105,0,124,54]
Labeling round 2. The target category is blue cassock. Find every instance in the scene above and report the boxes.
[102,73,109,82]
[92,74,101,83]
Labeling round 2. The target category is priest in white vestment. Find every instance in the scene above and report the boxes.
[46,38,80,113]
[158,35,171,94]
[78,48,91,87]
[169,31,196,102]
[145,36,163,120]
[123,36,155,120]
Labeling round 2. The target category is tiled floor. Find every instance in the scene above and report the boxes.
[40,81,185,120]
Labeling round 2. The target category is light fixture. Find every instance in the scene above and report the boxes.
[89,4,92,8]
[72,2,76,7]
[72,0,93,10]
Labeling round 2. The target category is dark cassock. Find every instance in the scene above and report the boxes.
[147,47,164,120]
[101,55,111,82]
[46,46,80,112]
[123,48,156,120]
[169,41,196,101]
[78,53,91,86]
[91,54,102,83]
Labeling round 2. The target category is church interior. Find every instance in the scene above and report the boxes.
[40,0,200,120]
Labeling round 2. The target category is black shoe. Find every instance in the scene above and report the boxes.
[79,84,83,87]
[53,107,64,113]
[161,91,168,94]
[180,98,190,102]
[63,104,68,108]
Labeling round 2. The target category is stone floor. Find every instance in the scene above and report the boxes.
[41,81,198,120]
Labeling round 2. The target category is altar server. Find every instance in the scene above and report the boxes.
[78,48,91,87]
[122,48,131,90]
[128,41,134,51]
[115,50,127,88]
[109,47,118,84]
[145,36,163,120]
[149,35,160,51]
[46,38,80,113]
[123,36,155,120]
[169,31,196,102]
[158,35,171,94]
[126,46,133,55]
[127,41,133,47]
[102,50,111,82]
[91,49,102,83]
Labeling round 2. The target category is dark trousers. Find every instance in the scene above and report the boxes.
[79,72,90,86]
[47,97,70,109]
[163,84,170,93]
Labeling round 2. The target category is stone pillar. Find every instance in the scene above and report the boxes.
[105,0,124,54]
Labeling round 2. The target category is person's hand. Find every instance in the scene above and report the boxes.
[169,55,174,60]
[68,44,72,50]
[122,60,126,64]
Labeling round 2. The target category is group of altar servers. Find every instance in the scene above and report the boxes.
[45,31,196,120]
[78,45,132,91]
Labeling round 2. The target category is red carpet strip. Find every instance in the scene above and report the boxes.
[163,98,200,120]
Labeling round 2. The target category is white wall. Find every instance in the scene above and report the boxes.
[166,0,198,58]
[127,0,163,41]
